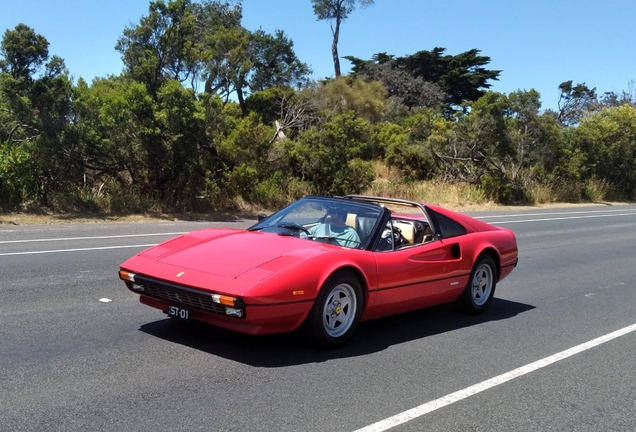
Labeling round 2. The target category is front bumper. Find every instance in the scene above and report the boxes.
[139,295,313,335]
[121,270,314,335]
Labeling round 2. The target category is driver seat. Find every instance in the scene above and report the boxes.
[392,220,415,244]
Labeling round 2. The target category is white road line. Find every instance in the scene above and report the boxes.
[490,212,636,224]
[0,244,157,256]
[354,322,636,432]
[0,232,187,245]
[477,208,636,219]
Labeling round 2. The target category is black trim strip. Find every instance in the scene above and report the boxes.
[247,299,315,308]
[502,261,517,269]
[374,272,471,293]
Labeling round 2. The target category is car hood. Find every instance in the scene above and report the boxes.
[148,228,324,278]
[120,228,360,303]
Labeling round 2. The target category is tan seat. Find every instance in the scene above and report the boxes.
[346,213,357,229]
[346,212,366,241]
[422,225,434,243]
[392,220,415,244]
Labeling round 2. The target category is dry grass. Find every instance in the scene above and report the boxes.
[524,177,611,205]
[525,182,555,204]
[584,178,611,202]
[368,161,489,208]
[366,180,490,208]
[0,209,255,226]
[0,165,629,225]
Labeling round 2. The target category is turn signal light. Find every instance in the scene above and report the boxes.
[211,294,236,307]
[119,270,136,282]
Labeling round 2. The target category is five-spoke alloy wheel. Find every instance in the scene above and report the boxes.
[458,255,497,314]
[307,271,363,348]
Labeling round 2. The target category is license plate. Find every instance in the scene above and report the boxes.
[167,305,189,320]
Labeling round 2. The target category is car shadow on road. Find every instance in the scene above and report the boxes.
[139,297,535,367]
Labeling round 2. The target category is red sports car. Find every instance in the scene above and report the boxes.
[119,195,518,347]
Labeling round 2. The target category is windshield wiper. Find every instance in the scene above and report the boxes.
[277,222,310,234]
[310,236,361,248]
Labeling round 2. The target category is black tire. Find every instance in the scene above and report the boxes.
[457,255,497,314]
[305,271,364,349]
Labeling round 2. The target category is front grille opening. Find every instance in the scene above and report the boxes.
[130,275,243,316]
[143,283,226,314]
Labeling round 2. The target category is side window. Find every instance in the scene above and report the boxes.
[392,220,415,246]
[375,219,414,251]
[433,212,467,238]
[375,221,395,252]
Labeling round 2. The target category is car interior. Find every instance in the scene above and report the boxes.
[374,217,435,252]
[392,218,435,245]
[345,212,377,246]
[269,198,436,251]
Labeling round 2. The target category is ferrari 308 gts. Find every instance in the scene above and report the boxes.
[119,195,518,347]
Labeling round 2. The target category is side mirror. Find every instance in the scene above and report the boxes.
[257,213,268,222]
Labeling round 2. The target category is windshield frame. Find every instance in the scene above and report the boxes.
[247,196,387,250]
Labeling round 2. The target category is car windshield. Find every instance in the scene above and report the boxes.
[248,197,383,249]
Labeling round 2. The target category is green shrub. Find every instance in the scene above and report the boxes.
[479,174,512,203]
[0,143,37,210]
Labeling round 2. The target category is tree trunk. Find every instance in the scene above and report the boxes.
[236,86,247,116]
[332,12,342,76]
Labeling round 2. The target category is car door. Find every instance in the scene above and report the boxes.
[367,221,466,319]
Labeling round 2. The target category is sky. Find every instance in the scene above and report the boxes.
[1,0,635,111]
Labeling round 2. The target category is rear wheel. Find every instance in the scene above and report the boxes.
[458,255,497,314]
[306,271,363,348]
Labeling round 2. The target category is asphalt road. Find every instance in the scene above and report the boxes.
[1,205,636,431]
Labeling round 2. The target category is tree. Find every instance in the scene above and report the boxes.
[506,89,563,175]
[347,48,500,111]
[290,113,374,195]
[311,0,374,77]
[428,92,512,189]
[202,27,310,114]
[598,80,636,108]
[344,53,445,109]
[116,0,204,98]
[0,24,49,82]
[378,115,440,180]
[201,24,253,110]
[248,30,311,93]
[116,0,246,97]
[117,0,310,114]
[553,80,597,127]
[0,25,77,206]
[311,76,387,122]
[0,24,51,156]
[572,105,636,199]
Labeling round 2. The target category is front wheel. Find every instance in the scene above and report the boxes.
[457,255,497,314]
[305,271,363,349]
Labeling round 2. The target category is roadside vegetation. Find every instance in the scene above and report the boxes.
[1,0,635,217]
